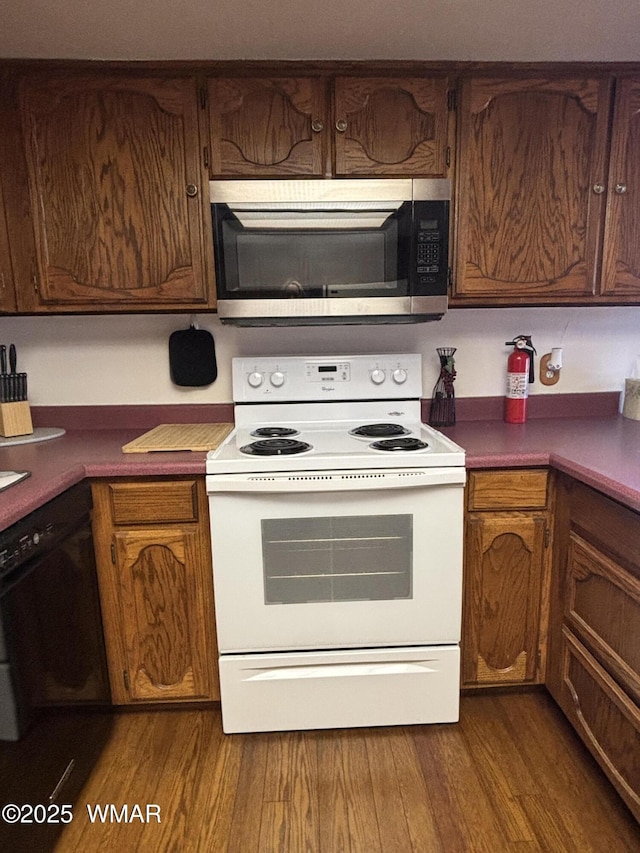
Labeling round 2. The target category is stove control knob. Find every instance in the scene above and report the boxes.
[270,371,285,388]
[370,368,386,385]
[392,368,408,384]
[248,371,264,388]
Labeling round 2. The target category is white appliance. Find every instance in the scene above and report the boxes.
[206,354,465,733]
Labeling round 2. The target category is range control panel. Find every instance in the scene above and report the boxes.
[232,354,422,403]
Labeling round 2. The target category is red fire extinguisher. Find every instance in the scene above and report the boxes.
[504,335,536,423]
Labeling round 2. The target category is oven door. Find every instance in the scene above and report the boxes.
[207,467,465,654]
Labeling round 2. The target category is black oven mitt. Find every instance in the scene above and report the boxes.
[169,323,218,387]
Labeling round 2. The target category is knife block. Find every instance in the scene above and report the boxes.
[0,401,33,437]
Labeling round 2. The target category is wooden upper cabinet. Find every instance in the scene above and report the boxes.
[207,75,451,178]
[208,77,328,177]
[334,77,450,176]
[19,75,212,310]
[453,76,613,303]
[0,179,17,312]
[600,77,640,298]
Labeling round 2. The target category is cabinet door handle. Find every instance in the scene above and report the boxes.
[592,183,605,194]
[311,119,324,133]
[614,183,628,195]
[186,184,199,198]
[335,119,348,133]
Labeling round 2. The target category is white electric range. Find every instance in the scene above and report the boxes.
[206,354,466,733]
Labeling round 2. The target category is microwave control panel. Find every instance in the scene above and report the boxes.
[413,200,449,293]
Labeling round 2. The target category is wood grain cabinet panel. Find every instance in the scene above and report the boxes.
[463,468,552,688]
[113,528,210,702]
[565,532,640,704]
[463,510,548,685]
[454,76,612,303]
[0,179,17,312]
[461,469,550,687]
[19,75,212,310]
[208,77,327,177]
[207,75,451,178]
[601,77,640,297]
[108,480,199,525]
[547,474,640,822]
[560,628,640,821]
[333,77,450,176]
[92,478,219,705]
[467,469,548,511]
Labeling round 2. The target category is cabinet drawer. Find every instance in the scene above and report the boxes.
[561,628,640,821]
[107,480,200,525]
[569,480,640,578]
[467,469,548,511]
[566,532,640,703]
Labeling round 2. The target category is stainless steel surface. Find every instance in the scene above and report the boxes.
[0,427,65,447]
[593,183,605,194]
[217,294,447,324]
[615,183,628,194]
[210,178,450,203]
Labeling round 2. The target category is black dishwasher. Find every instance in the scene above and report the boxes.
[0,482,113,849]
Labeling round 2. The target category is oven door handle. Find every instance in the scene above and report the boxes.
[207,467,466,493]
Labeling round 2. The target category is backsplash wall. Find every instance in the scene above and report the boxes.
[2,306,639,407]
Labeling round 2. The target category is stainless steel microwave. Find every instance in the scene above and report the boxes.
[210,178,450,326]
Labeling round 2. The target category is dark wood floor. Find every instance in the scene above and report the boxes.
[3,691,639,852]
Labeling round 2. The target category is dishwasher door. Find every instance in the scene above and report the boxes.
[0,482,113,848]
[0,486,110,740]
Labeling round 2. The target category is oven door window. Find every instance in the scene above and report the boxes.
[213,201,411,299]
[262,514,412,604]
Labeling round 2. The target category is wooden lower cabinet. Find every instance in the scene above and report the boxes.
[558,628,640,818]
[91,478,219,704]
[547,474,640,821]
[462,469,551,687]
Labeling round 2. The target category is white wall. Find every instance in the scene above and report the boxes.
[2,306,639,406]
[3,0,640,62]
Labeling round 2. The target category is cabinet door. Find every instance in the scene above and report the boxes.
[19,76,211,309]
[600,77,640,298]
[559,629,640,822]
[92,478,218,705]
[0,179,17,312]
[565,532,640,703]
[334,77,450,176]
[463,512,547,685]
[110,527,214,703]
[454,77,613,302]
[208,77,327,177]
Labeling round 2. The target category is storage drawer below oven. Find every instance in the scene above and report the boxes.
[218,645,460,733]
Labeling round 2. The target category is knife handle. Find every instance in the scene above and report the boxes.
[9,344,16,374]
[0,345,5,375]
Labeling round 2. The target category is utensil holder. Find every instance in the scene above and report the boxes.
[0,401,33,437]
[429,347,457,427]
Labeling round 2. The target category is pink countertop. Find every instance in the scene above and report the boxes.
[442,416,640,513]
[1,415,640,531]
